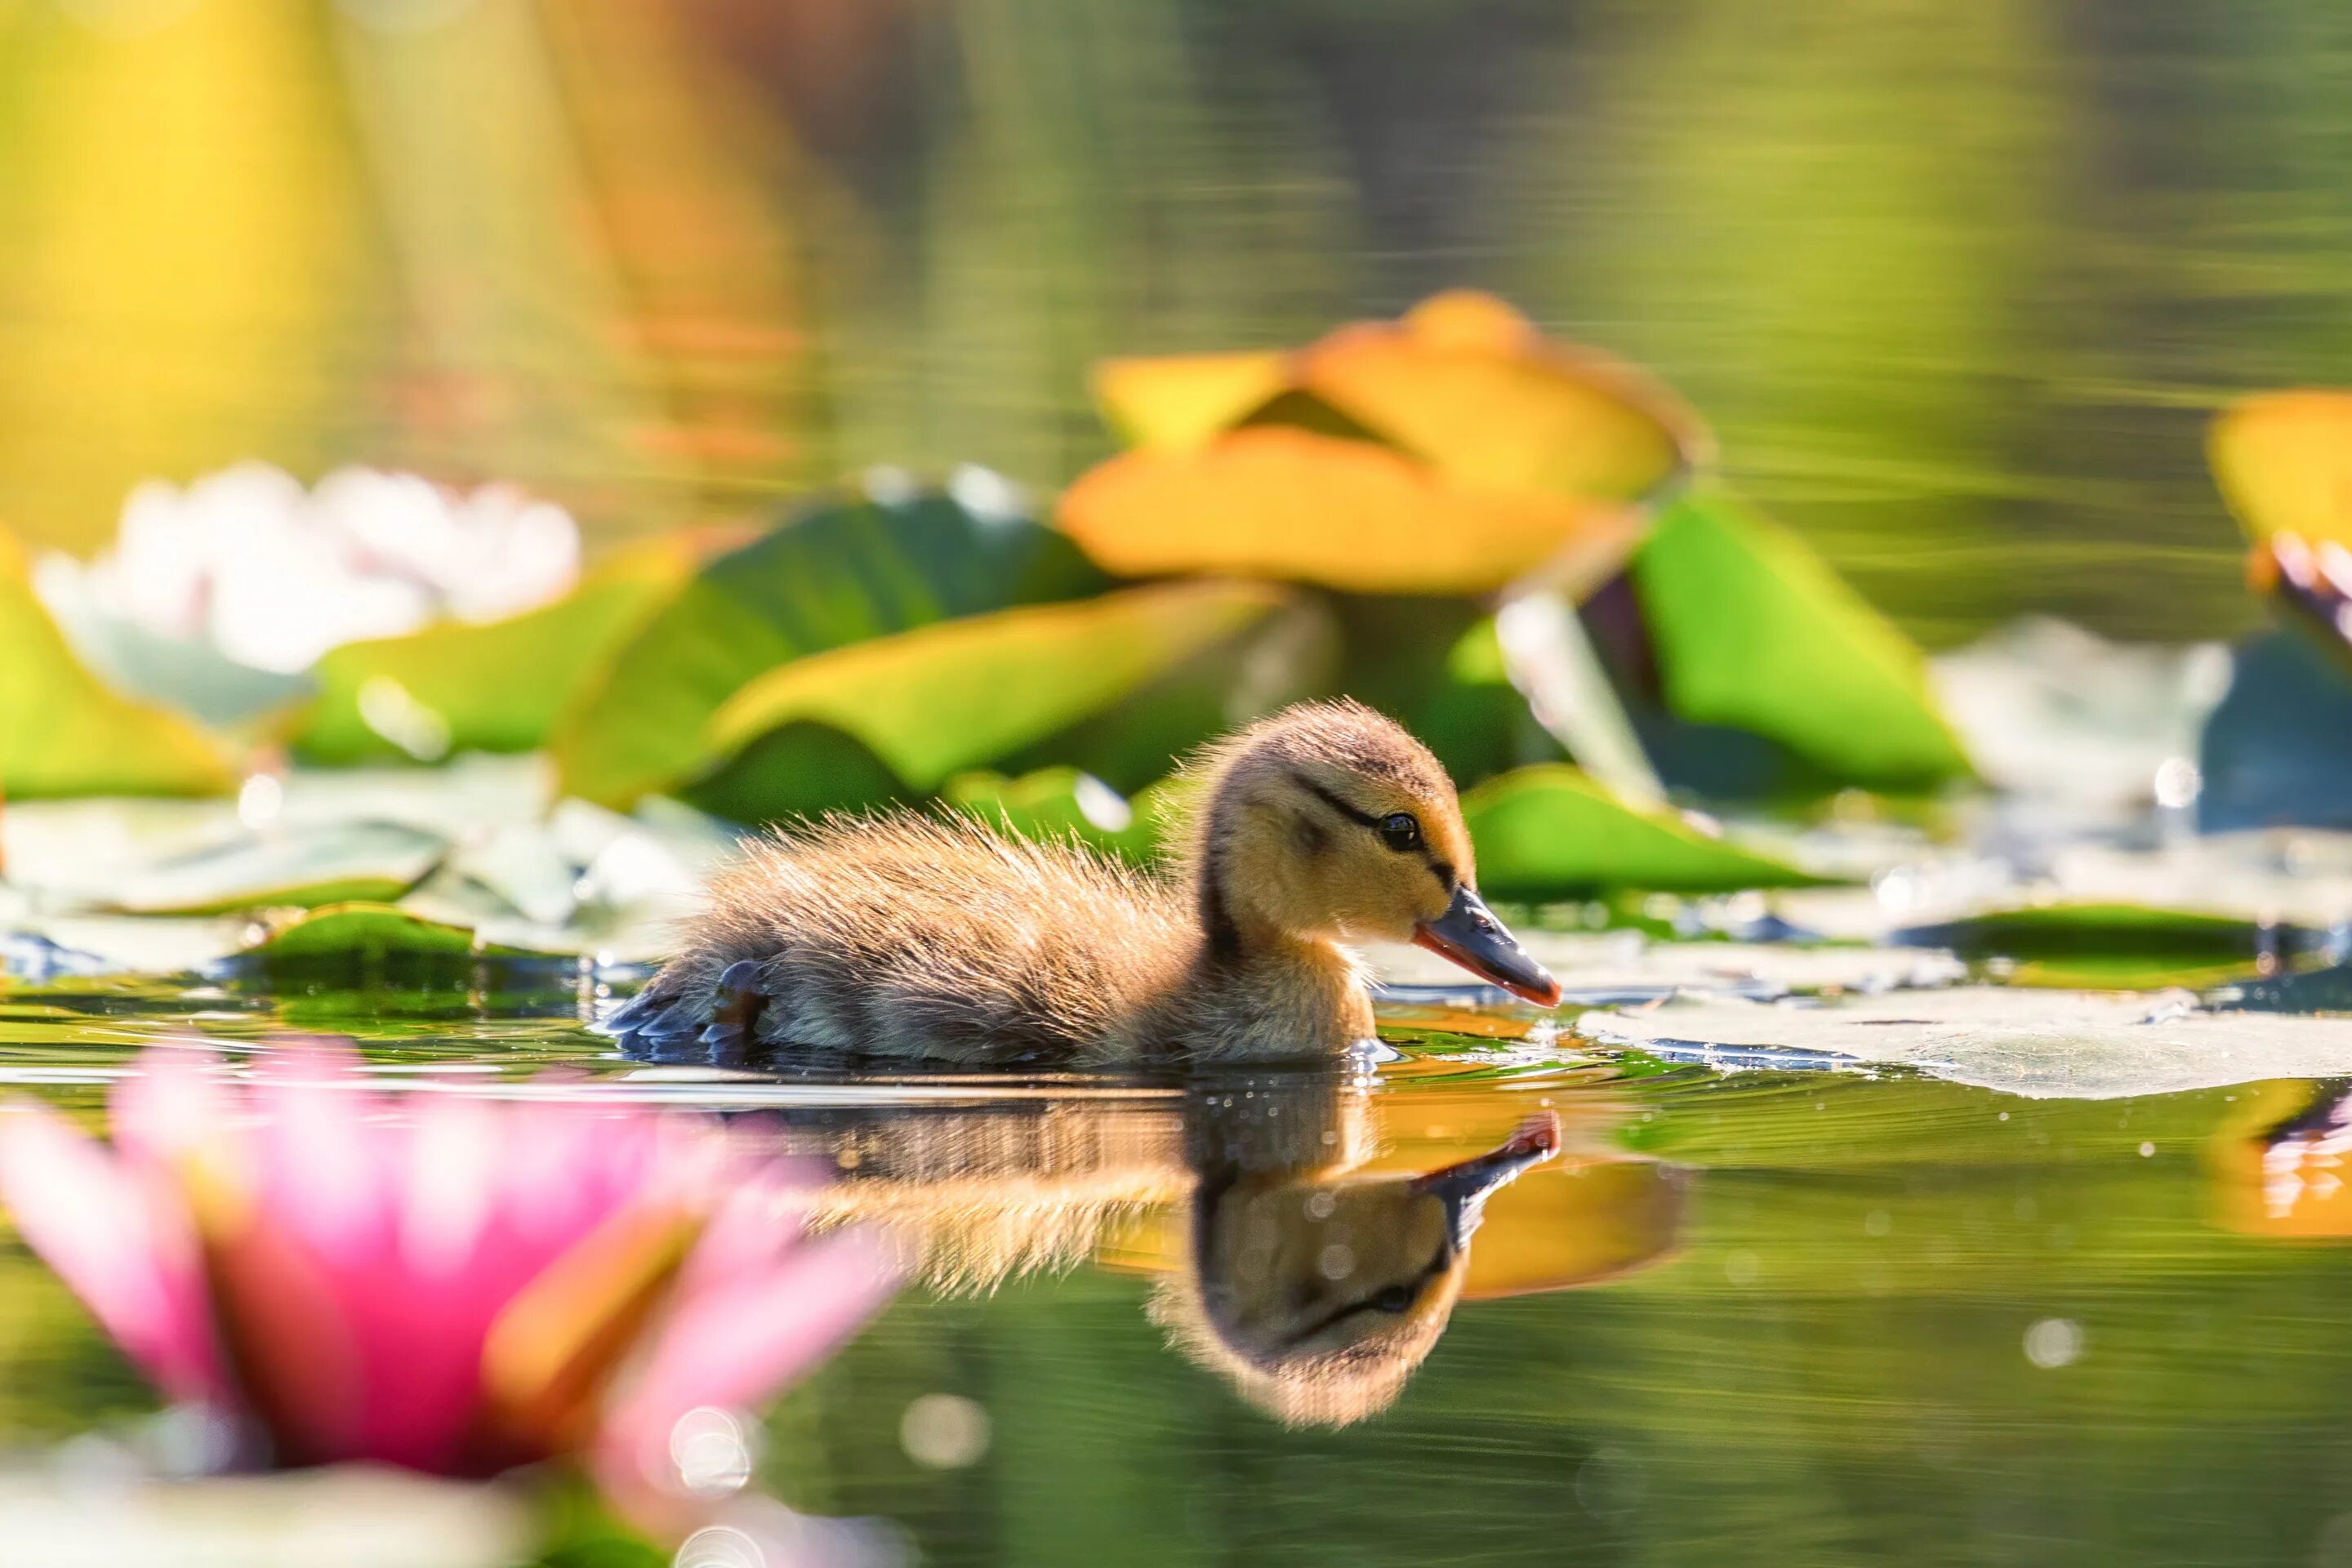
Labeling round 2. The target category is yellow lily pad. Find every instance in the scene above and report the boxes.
[2210,390,2352,547]
[1059,290,1708,598]
[1060,426,1646,596]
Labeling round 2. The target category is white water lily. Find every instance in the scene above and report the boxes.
[35,463,580,720]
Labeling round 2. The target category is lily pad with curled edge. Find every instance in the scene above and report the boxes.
[553,477,1108,809]
[295,529,718,765]
[1605,488,1975,797]
[80,821,448,916]
[1062,291,1706,598]
[679,581,1328,825]
[1574,987,2352,1100]
[1460,764,1829,901]
[0,528,233,800]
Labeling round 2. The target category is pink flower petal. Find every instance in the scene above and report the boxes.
[249,1041,395,1267]
[597,1226,902,1499]
[0,1100,228,1404]
[110,1043,234,1174]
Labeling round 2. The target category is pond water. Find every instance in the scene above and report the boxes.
[7,976,2350,1566]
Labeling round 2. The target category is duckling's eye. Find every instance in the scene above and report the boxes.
[1372,1284,1416,1314]
[1379,813,1423,853]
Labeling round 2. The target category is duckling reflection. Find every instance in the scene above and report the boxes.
[1153,1105,1558,1426]
[774,1069,1677,1427]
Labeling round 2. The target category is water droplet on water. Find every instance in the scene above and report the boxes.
[2025,1317,2083,1368]
[670,1406,756,1498]
[902,1394,991,1470]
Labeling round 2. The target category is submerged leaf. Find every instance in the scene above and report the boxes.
[296,531,717,765]
[1461,764,1827,899]
[552,483,1107,808]
[684,581,1327,824]
[0,530,232,800]
[1624,489,1973,794]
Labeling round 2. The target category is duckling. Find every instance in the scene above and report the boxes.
[605,700,1559,1065]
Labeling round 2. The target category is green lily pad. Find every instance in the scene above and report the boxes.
[295,531,715,765]
[224,902,564,991]
[1462,764,1829,898]
[1895,902,2283,960]
[551,481,1110,808]
[944,767,1187,862]
[100,821,447,915]
[0,530,232,800]
[680,581,1328,824]
[1619,488,1974,795]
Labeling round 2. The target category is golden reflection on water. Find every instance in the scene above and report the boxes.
[5,0,2350,642]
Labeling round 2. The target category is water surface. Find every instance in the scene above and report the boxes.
[4,982,2346,1566]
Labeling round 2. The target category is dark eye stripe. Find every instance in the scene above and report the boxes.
[1284,1242,1454,1346]
[1288,771,1383,829]
[1290,771,1458,892]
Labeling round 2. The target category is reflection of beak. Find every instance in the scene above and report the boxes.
[1412,886,1561,1006]
[1413,1111,1561,1247]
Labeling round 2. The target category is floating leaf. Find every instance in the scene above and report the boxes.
[2210,390,2352,548]
[1619,488,1973,794]
[1896,901,2277,960]
[682,581,1325,823]
[96,821,446,916]
[1461,764,1826,899]
[1062,291,1704,597]
[552,483,1108,808]
[295,531,717,765]
[0,530,231,800]
[222,902,561,992]
[1575,986,2352,1101]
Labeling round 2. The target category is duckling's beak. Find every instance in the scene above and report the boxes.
[1412,886,1562,1006]
[1412,1111,1561,1247]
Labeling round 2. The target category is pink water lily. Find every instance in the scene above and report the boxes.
[0,1040,898,1530]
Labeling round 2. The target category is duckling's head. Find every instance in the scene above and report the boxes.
[1152,1111,1560,1426]
[1188,700,1559,1004]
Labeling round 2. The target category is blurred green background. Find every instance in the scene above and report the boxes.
[4,0,2347,646]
